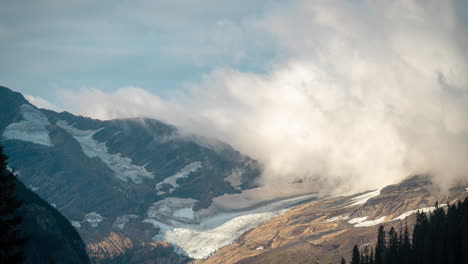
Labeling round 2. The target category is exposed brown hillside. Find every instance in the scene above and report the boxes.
[197,176,468,264]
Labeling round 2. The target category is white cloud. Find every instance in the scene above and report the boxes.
[25,94,61,112]
[59,0,468,194]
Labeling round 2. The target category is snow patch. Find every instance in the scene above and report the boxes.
[355,216,387,227]
[57,120,153,183]
[84,212,103,228]
[255,246,264,251]
[349,188,382,206]
[112,215,139,230]
[392,204,447,221]
[155,162,202,195]
[224,168,244,190]
[348,216,368,224]
[28,185,39,191]
[71,221,82,229]
[144,194,317,259]
[3,104,52,146]
[326,215,349,222]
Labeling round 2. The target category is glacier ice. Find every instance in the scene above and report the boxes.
[3,104,52,146]
[57,120,153,184]
[144,194,317,259]
[155,162,202,195]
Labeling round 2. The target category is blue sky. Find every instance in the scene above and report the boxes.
[0,0,286,103]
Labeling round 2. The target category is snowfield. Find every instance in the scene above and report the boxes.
[84,212,103,228]
[354,216,387,227]
[57,120,153,183]
[348,216,368,224]
[349,188,382,206]
[3,104,53,147]
[326,215,349,222]
[112,215,139,230]
[155,162,202,195]
[392,204,447,221]
[144,194,317,259]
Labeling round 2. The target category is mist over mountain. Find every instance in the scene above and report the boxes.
[50,0,468,195]
[1,0,468,263]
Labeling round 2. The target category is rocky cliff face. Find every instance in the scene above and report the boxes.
[0,86,261,262]
[198,176,468,264]
[13,175,90,264]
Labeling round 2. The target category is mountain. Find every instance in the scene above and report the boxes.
[0,86,266,262]
[198,176,468,264]
[12,174,91,264]
[3,86,467,263]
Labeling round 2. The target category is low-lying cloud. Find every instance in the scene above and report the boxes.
[56,0,468,194]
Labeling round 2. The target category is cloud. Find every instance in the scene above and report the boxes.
[24,94,62,112]
[59,0,468,194]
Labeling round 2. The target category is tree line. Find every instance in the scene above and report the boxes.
[344,198,468,264]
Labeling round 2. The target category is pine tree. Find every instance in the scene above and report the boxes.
[351,245,360,264]
[341,257,347,264]
[375,225,386,264]
[399,223,411,264]
[0,146,26,264]
[413,211,428,264]
[387,227,399,264]
[368,247,375,264]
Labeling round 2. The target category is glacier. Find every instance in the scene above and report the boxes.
[3,104,53,147]
[144,194,317,259]
[57,120,153,184]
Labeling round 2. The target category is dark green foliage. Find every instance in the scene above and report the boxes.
[375,225,386,264]
[351,245,361,264]
[351,198,468,264]
[341,257,347,264]
[0,146,27,263]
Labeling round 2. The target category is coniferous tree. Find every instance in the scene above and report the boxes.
[354,198,468,264]
[387,227,399,264]
[399,224,411,264]
[0,146,26,263]
[413,211,428,264]
[351,245,360,264]
[375,225,386,264]
[368,247,375,264]
[341,257,347,264]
